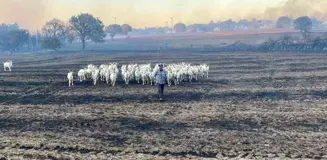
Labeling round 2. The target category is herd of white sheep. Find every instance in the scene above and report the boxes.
[71,63,210,87]
[2,60,210,87]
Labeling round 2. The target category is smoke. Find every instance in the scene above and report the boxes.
[0,0,46,30]
[262,0,327,21]
[0,0,326,30]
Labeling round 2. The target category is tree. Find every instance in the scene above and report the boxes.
[218,19,236,31]
[276,16,292,28]
[41,36,63,51]
[105,24,123,40]
[69,13,106,50]
[311,18,327,29]
[189,25,197,33]
[173,23,187,33]
[40,19,66,51]
[155,27,165,35]
[121,24,132,37]
[29,35,37,49]
[0,29,29,53]
[64,24,76,43]
[237,19,250,29]
[42,18,66,39]
[294,16,312,40]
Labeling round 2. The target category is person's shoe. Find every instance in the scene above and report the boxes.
[159,98,163,101]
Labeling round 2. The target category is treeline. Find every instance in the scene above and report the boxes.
[0,23,41,53]
[0,13,133,53]
[196,35,327,53]
[136,16,325,36]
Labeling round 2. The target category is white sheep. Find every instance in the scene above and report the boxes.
[77,69,86,82]
[67,70,74,86]
[70,62,209,87]
[91,69,100,85]
[3,60,12,72]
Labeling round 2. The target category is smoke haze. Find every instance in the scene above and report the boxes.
[0,0,325,30]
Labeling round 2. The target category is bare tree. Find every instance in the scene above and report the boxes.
[40,19,67,51]
[42,19,66,38]
[69,13,106,50]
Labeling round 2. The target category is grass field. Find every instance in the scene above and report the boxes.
[0,51,327,159]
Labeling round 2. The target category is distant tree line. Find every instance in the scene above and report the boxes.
[196,34,327,53]
[0,13,325,53]
[136,16,324,35]
[0,13,134,53]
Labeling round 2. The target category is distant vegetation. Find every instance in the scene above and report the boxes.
[0,13,326,53]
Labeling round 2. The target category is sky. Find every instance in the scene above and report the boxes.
[0,0,326,30]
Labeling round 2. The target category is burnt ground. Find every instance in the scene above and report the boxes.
[0,52,327,159]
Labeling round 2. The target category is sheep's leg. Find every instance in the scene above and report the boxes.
[9,67,11,72]
[3,67,6,71]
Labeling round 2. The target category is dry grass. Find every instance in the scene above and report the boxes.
[0,52,327,159]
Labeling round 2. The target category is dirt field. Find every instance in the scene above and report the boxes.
[1,52,327,159]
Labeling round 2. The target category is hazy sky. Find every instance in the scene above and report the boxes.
[0,0,326,30]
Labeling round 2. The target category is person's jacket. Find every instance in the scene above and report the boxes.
[154,69,168,84]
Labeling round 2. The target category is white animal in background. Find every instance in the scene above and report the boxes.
[134,66,141,84]
[107,63,119,86]
[77,69,86,82]
[84,64,97,79]
[67,70,74,87]
[3,60,12,72]
[110,66,119,86]
[91,69,100,85]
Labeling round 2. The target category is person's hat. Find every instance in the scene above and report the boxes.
[158,64,163,67]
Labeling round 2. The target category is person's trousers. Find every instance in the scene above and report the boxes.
[157,83,165,98]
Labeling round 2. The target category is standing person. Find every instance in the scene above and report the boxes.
[154,64,168,101]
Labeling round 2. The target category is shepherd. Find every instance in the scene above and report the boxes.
[154,63,168,101]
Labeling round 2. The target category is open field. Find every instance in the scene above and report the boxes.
[62,29,326,52]
[62,30,325,52]
[1,51,327,159]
